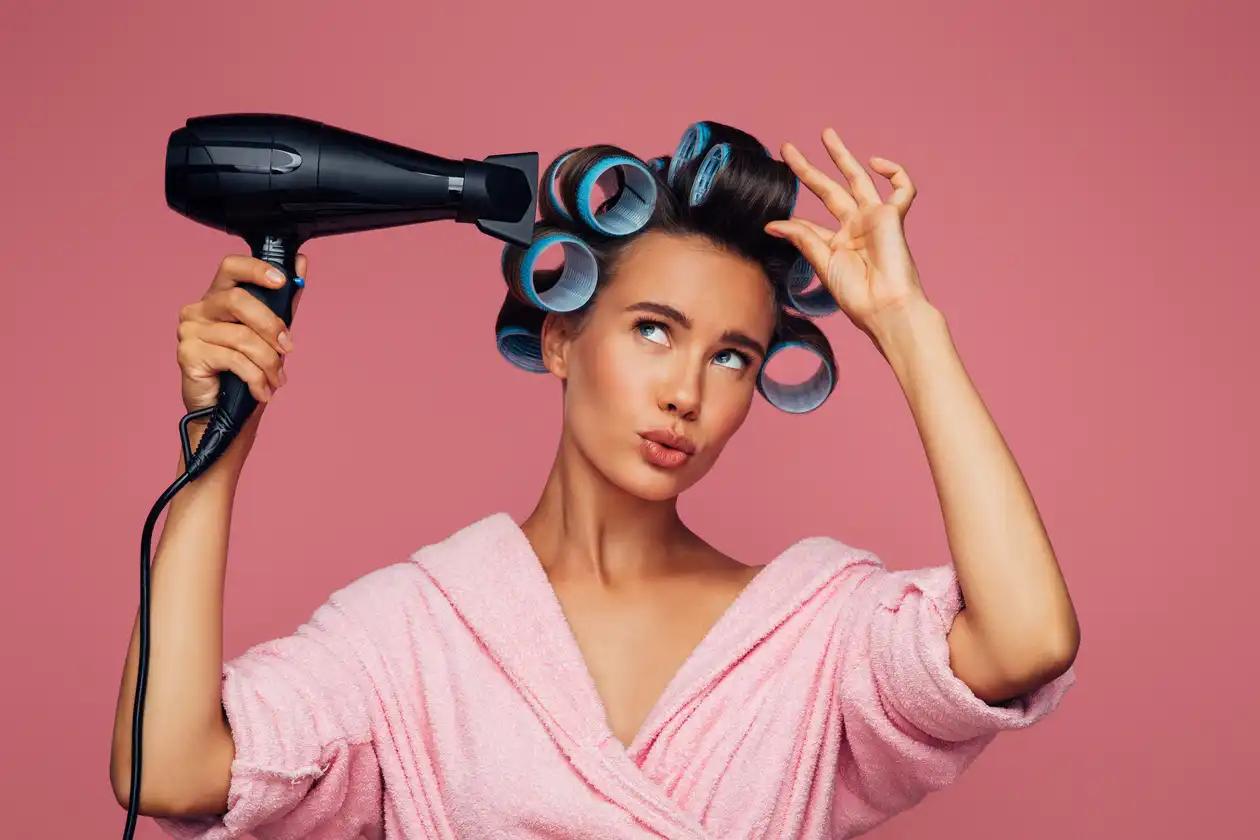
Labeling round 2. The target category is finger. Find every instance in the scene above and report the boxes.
[180,320,285,391]
[181,339,275,403]
[780,141,858,223]
[764,219,833,277]
[197,286,293,355]
[790,216,837,243]
[208,255,289,294]
[295,253,308,279]
[870,156,916,217]
[822,128,882,207]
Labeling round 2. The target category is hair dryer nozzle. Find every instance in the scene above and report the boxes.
[461,152,539,249]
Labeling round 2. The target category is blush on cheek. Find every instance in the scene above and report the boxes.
[589,336,655,412]
[564,348,634,461]
[709,389,755,439]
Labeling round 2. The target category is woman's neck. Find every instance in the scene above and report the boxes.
[520,434,697,585]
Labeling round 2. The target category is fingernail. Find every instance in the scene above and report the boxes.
[278,331,293,352]
[265,267,285,286]
[279,367,288,386]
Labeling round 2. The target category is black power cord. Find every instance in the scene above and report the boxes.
[122,405,216,839]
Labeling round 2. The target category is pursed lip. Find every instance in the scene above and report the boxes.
[639,429,697,455]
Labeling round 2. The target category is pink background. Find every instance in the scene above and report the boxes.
[3,0,1257,836]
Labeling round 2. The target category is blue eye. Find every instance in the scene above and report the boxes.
[713,349,748,370]
[636,320,669,345]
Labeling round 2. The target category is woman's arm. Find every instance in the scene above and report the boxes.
[109,419,255,815]
[870,297,1079,703]
[766,127,1078,705]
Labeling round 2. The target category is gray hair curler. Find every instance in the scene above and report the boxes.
[756,311,837,413]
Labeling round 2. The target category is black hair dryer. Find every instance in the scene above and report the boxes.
[120,115,537,840]
[165,112,539,478]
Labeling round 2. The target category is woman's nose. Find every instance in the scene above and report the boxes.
[659,359,701,419]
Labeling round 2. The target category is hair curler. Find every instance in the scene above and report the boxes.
[757,311,838,413]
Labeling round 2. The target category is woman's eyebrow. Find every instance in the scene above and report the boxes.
[625,301,767,358]
[719,330,767,358]
[626,301,692,327]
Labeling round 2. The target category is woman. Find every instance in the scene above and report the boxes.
[110,121,1079,839]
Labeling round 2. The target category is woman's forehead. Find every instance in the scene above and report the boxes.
[604,236,775,329]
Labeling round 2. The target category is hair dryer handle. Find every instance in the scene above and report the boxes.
[188,234,302,477]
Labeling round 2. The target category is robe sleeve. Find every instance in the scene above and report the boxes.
[153,568,405,840]
[832,554,1075,829]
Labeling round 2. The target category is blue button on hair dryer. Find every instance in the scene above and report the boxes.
[122,114,539,839]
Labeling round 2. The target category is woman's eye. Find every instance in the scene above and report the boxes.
[637,322,669,345]
[713,350,747,370]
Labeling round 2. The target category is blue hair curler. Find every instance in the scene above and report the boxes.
[575,157,657,236]
[495,325,548,373]
[666,122,711,188]
[784,255,841,317]
[511,233,599,312]
[757,338,837,414]
[494,292,548,373]
[689,143,731,207]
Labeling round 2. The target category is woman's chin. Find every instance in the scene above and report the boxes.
[612,460,704,502]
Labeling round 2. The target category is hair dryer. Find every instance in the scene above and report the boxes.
[121,114,539,840]
[167,112,538,478]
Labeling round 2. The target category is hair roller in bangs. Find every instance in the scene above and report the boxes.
[494,292,548,373]
[784,255,842,317]
[500,223,599,313]
[757,311,838,414]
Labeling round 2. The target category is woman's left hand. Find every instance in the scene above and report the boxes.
[765,127,929,337]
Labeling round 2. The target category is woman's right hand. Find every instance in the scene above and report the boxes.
[176,253,307,415]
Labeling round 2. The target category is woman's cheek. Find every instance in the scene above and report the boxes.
[710,381,755,438]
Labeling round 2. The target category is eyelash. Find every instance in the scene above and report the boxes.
[631,317,753,369]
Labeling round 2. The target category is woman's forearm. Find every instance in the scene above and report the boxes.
[871,298,1079,695]
[109,418,259,815]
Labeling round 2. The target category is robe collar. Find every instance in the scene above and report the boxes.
[411,513,848,837]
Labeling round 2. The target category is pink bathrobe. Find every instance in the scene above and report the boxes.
[157,513,1074,839]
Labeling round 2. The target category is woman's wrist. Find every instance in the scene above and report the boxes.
[175,414,261,483]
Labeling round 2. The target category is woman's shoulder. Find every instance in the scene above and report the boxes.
[309,518,509,618]
[759,530,960,607]
[763,530,884,574]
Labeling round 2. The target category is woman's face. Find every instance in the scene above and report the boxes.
[542,232,778,501]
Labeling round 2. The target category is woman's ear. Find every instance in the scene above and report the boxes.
[540,312,573,379]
